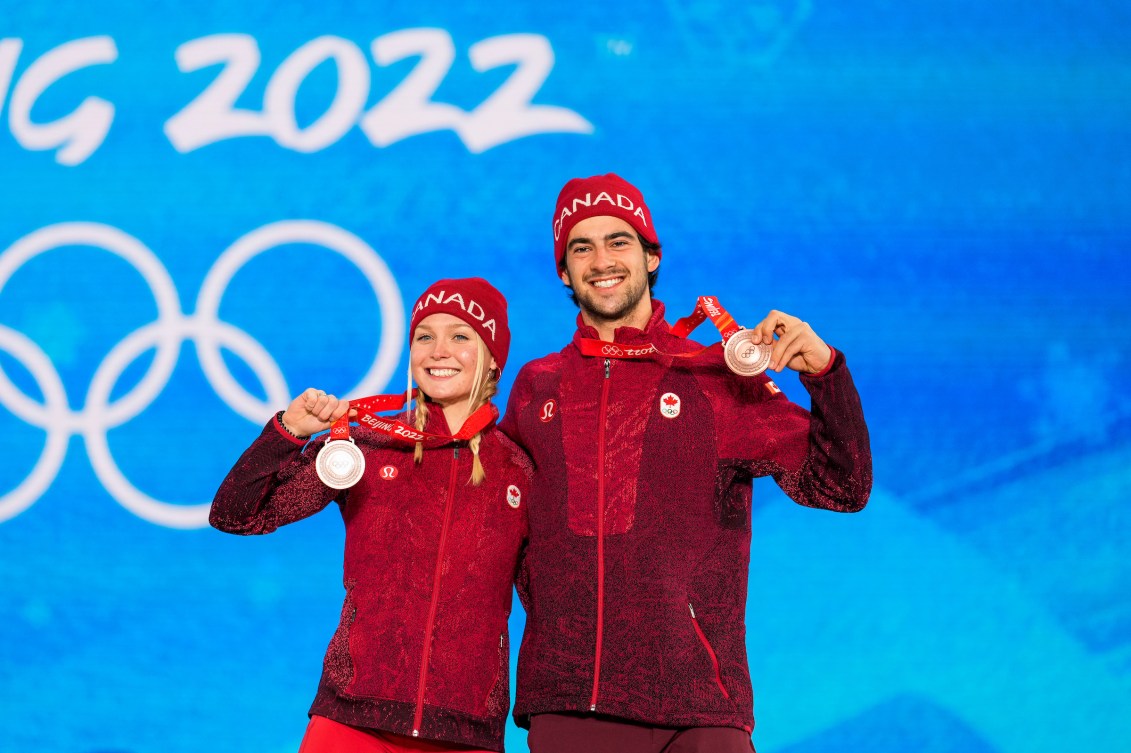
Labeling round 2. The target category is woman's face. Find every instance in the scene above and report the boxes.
[410,313,494,409]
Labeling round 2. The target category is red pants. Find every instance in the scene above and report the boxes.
[297,715,496,753]
[528,713,756,753]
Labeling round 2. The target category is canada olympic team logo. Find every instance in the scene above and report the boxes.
[0,220,404,528]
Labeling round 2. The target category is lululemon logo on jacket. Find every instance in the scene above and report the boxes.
[540,399,557,423]
[379,465,398,480]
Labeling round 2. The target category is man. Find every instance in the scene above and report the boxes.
[500,173,872,752]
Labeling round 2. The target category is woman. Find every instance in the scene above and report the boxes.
[210,278,530,753]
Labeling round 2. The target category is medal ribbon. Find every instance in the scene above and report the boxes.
[328,390,497,444]
[576,295,744,360]
[671,296,742,341]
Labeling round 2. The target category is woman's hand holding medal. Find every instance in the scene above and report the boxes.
[747,310,834,374]
[281,387,352,438]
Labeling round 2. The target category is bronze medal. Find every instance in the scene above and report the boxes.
[316,438,365,489]
[723,329,772,376]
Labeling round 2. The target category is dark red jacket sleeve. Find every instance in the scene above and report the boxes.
[209,414,340,534]
[498,365,533,454]
[499,366,534,609]
[712,349,872,513]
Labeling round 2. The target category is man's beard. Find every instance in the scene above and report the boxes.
[572,269,649,324]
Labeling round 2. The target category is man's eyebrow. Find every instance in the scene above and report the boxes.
[567,231,634,249]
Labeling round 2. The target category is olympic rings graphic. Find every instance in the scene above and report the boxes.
[0,220,404,528]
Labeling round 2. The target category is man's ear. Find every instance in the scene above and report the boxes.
[559,266,572,286]
[645,250,660,273]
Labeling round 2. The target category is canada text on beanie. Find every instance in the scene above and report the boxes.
[410,277,511,373]
[552,173,660,273]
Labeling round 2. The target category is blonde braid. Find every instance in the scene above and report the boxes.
[467,374,498,485]
[468,432,485,484]
[413,398,428,465]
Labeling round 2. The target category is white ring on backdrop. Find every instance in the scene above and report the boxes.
[0,222,182,430]
[0,325,70,522]
[83,318,288,528]
[0,221,404,527]
[195,220,404,412]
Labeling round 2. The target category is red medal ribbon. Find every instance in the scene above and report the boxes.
[671,296,742,341]
[576,295,744,361]
[329,390,497,444]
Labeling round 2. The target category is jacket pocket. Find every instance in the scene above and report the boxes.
[483,631,509,716]
[689,603,730,699]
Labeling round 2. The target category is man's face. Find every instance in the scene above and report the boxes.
[559,215,659,326]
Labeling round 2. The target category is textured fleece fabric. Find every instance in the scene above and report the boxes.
[210,409,531,752]
[499,300,872,732]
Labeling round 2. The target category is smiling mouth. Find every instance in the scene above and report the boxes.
[589,276,624,289]
[428,368,460,377]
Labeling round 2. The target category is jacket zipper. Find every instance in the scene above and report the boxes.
[590,358,611,711]
[689,602,730,699]
[413,446,461,736]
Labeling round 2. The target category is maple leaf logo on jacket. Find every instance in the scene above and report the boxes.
[660,392,681,418]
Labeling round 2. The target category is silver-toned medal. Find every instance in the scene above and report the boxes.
[316,438,365,489]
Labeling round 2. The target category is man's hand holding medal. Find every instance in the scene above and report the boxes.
[745,309,834,375]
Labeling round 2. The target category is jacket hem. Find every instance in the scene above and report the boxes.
[311,686,505,752]
[513,697,753,733]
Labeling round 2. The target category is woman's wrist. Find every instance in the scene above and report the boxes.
[276,411,309,439]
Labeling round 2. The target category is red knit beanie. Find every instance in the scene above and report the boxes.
[410,278,510,373]
[552,173,660,272]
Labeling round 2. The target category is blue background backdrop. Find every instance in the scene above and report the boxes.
[2,2,1129,751]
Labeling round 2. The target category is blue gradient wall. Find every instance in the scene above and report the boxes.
[2,2,1128,751]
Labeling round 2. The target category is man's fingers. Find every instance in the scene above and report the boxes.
[771,327,805,371]
[752,310,802,346]
[736,311,825,372]
[751,313,781,345]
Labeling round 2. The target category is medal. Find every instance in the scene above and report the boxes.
[316,438,366,489]
[723,329,772,376]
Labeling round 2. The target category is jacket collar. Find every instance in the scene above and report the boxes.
[571,298,713,357]
[572,299,669,346]
[418,400,497,446]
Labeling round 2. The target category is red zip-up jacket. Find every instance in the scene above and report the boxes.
[499,301,871,732]
[210,408,530,752]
